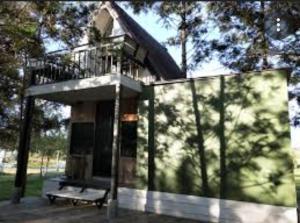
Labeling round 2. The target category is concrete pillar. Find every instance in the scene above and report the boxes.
[12,96,34,204]
[107,83,122,219]
[12,72,35,203]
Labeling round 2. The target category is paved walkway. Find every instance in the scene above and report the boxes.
[0,197,203,223]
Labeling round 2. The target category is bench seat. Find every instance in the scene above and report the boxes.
[46,186,110,208]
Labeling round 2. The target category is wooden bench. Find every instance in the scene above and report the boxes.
[46,179,110,209]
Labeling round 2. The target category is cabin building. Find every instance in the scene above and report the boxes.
[20,2,297,223]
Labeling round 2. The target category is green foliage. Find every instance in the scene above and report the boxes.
[128,1,300,74]
[127,1,300,127]
[200,1,300,73]
[0,172,61,201]
[0,2,93,151]
[136,70,296,207]
[126,1,202,72]
[31,131,67,158]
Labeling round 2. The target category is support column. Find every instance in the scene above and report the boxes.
[148,87,155,191]
[11,74,35,203]
[12,96,34,204]
[107,83,122,219]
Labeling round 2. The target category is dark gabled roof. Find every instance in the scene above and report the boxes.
[103,2,184,80]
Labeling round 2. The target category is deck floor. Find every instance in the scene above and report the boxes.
[0,197,203,223]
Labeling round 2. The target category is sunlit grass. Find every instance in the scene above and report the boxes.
[0,172,61,201]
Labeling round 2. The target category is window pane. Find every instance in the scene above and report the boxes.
[121,121,137,157]
[70,122,94,155]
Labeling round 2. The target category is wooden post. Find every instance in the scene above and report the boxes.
[11,71,35,204]
[148,87,155,191]
[107,83,122,219]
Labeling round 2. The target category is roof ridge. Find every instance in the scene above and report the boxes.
[98,1,184,80]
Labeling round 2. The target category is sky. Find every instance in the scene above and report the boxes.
[46,2,231,77]
[47,2,300,149]
[120,3,232,78]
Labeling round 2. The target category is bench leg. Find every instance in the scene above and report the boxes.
[47,195,56,204]
[71,199,78,206]
[95,199,105,209]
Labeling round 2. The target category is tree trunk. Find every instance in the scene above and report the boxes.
[107,84,122,219]
[56,151,60,172]
[40,152,44,178]
[19,70,26,123]
[180,1,188,77]
[11,94,35,203]
[260,0,268,68]
[12,16,42,204]
[45,155,50,176]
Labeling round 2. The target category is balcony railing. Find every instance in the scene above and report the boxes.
[29,37,144,86]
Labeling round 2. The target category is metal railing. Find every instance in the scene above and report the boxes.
[29,40,143,86]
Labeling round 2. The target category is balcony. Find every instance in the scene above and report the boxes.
[25,35,146,104]
[29,35,146,85]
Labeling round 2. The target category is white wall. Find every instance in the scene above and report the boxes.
[118,187,297,223]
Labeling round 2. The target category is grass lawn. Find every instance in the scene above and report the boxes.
[0,171,61,201]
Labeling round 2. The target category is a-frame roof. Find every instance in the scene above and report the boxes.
[96,2,184,80]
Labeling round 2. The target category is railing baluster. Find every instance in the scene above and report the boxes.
[85,50,88,78]
[52,63,55,83]
[57,58,59,81]
[86,50,89,78]
[29,39,147,86]
[99,48,102,75]
[105,53,108,74]
[129,61,132,78]
[101,47,105,75]
[136,63,139,80]
[56,62,59,82]
[117,56,121,74]
[83,50,86,78]
[72,52,75,79]
[58,57,61,81]
[111,54,114,73]
[40,60,43,84]
[94,48,97,77]
[49,62,52,83]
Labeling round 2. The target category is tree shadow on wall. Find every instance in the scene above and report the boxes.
[217,73,294,206]
[137,72,294,208]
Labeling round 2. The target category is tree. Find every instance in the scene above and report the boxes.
[31,131,67,177]
[127,1,203,77]
[0,2,94,150]
[199,1,300,129]
[127,1,210,195]
[127,0,300,198]
[194,1,300,73]
[0,1,94,202]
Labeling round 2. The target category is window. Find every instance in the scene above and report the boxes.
[121,121,137,158]
[70,122,94,155]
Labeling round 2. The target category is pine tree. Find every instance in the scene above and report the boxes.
[0,1,94,202]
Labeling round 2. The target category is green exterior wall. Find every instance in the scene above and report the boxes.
[135,70,296,207]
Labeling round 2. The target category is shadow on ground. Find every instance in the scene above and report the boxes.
[0,197,207,223]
